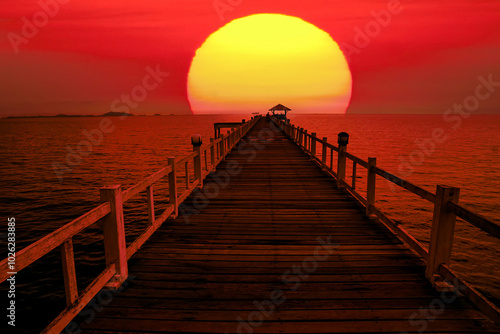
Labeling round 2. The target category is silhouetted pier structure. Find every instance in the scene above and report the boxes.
[1,117,500,333]
[214,120,247,138]
[269,103,291,120]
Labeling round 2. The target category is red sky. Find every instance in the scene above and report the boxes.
[0,0,499,116]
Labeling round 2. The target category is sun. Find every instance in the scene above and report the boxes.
[187,13,352,115]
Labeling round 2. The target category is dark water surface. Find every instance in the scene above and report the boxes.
[1,114,499,333]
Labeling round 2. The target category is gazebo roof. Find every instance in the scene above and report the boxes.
[269,104,291,112]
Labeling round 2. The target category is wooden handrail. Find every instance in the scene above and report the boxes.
[373,166,437,203]
[0,202,111,282]
[317,137,339,152]
[177,150,198,166]
[447,201,500,239]
[369,204,429,260]
[275,116,499,324]
[439,264,500,324]
[122,165,172,202]
[344,151,368,168]
[41,264,117,334]
[0,115,261,332]
[277,118,498,240]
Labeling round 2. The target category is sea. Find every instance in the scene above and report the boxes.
[1,114,499,333]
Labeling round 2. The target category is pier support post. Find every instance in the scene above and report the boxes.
[100,185,128,288]
[426,185,460,284]
[210,138,216,170]
[60,238,78,305]
[337,144,348,189]
[146,185,155,227]
[220,134,226,158]
[366,158,377,217]
[192,135,203,188]
[311,133,317,157]
[352,162,357,190]
[322,137,328,169]
[304,130,309,152]
[168,157,179,217]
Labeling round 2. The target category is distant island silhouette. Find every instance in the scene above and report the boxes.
[3,111,135,119]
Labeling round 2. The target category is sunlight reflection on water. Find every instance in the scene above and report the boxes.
[0,114,499,332]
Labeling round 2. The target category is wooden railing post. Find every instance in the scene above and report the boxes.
[100,185,128,287]
[330,148,334,170]
[192,135,203,188]
[217,138,221,160]
[146,185,155,226]
[366,157,377,217]
[322,137,327,169]
[220,134,226,158]
[426,185,460,284]
[304,130,308,150]
[352,162,357,190]
[60,238,78,305]
[210,138,215,171]
[168,157,179,217]
[185,161,190,188]
[204,150,208,171]
[311,133,317,157]
[337,144,347,188]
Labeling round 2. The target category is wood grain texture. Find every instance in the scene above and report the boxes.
[78,119,499,333]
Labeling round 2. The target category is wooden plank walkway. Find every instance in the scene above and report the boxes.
[78,119,500,333]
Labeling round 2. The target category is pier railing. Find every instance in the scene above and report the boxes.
[0,116,260,333]
[276,118,500,324]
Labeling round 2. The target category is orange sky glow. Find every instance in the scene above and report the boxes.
[0,0,499,116]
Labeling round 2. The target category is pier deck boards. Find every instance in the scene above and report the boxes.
[79,119,499,333]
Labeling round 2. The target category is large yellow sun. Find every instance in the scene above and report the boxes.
[187,13,352,114]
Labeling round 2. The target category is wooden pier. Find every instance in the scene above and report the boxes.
[2,117,500,333]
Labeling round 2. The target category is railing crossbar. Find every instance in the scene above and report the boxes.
[0,116,261,333]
